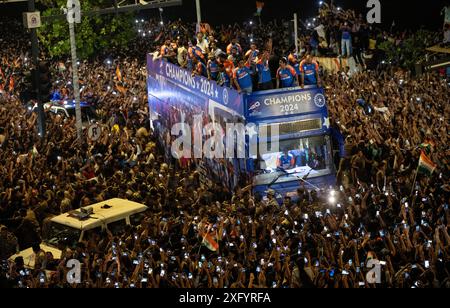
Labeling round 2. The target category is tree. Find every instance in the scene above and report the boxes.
[37,0,136,59]
[378,29,439,71]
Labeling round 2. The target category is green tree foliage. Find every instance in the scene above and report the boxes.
[378,29,439,71]
[37,0,136,59]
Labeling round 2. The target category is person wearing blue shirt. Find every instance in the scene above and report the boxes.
[218,64,231,88]
[233,58,254,94]
[340,22,352,58]
[207,54,219,81]
[288,52,301,76]
[277,150,295,170]
[276,57,298,89]
[300,54,321,87]
[256,50,273,90]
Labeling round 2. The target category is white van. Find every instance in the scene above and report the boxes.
[9,198,148,269]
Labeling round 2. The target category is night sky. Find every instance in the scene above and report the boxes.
[0,0,448,30]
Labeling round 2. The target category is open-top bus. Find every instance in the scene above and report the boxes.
[147,55,336,200]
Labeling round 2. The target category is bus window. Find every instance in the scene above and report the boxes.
[107,219,127,236]
[260,135,331,173]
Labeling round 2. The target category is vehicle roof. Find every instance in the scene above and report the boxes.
[51,198,148,230]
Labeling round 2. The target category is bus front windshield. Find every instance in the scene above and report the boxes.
[259,135,332,177]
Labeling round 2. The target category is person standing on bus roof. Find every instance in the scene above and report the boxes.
[227,38,243,56]
[192,57,207,78]
[196,32,209,55]
[256,50,273,90]
[228,47,240,67]
[299,54,321,88]
[160,40,170,56]
[188,41,205,63]
[217,53,235,79]
[177,40,188,68]
[218,64,232,88]
[245,43,259,63]
[288,51,301,76]
[233,57,254,94]
[207,53,219,81]
[276,57,298,89]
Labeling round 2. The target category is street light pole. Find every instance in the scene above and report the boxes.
[66,0,83,140]
[28,0,46,138]
[294,13,299,56]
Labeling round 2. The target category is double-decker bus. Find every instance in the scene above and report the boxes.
[146,55,336,200]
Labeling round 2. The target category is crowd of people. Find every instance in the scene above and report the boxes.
[0,2,449,288]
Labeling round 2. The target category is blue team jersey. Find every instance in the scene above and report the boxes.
[277,66,297,88]
[256,60,272,84]
[234,66,253,89]
[300,60,319,85]
[208,60,219,80]
[277,153,295,169]
[220,71,231,88]
[196,62,207,77]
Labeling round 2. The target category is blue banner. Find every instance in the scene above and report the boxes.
[146,55,244,115]
[245,87,328,121]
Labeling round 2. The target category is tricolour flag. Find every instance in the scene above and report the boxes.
[202,233,219,251]
[201,225,219,252]
[418,151,437,176]
[255,1,264,16]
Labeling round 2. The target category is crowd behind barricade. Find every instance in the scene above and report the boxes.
[0,3,449,288]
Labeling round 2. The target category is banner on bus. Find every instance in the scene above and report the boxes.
[147,55,244,115]
[245,87,328,121]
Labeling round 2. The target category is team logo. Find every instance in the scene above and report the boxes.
[313,93,326,108]
[223,88,229,105]
[248,101,261,116]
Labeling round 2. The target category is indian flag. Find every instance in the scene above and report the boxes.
[201,226,219,252]
[418,151,437,176]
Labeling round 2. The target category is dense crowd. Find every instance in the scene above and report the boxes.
[0,3,449,288]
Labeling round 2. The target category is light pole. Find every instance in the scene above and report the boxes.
[27,0,46,138]
[294,13,299,56]
[195,0,201,26]
[66,0,83,140]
